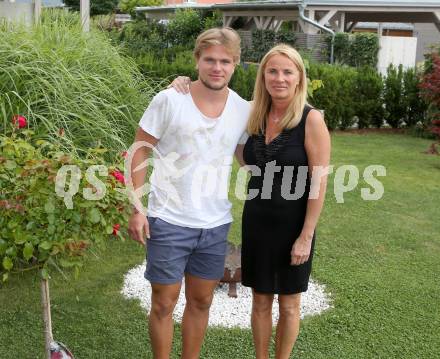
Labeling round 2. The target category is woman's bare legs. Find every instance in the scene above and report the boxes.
[251,290,274,359]
[275,293,301,359]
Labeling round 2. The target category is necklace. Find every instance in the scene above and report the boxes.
[266,112,283,144]
[269,111,284,123]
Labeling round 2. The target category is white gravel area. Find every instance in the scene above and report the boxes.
[121,261,332,329]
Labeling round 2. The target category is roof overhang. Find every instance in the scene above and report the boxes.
[304,0,440,8]
[136,0,440,25]
[213,0,302,11]
[135,3,212,19]
[212,0,440,11]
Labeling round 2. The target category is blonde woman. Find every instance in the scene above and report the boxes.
[171,44,330,359]
[240,44,330,359]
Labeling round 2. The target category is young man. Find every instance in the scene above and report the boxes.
[127,28,250,359]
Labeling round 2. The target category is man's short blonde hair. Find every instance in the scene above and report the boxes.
[194,27,241,64]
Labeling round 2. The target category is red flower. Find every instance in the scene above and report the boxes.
[121,151,128,158]
[0,200,11,209]
[12,115,27,128]
[15,204,25,213]
[110,170,125,185]
[112,224,120,235]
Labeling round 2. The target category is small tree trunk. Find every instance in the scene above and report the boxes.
[41,278,53,359]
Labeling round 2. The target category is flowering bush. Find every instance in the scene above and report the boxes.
[12,115,27,129]
[0,117,130,282]
[420,53,440,118]
[419,53,440,153]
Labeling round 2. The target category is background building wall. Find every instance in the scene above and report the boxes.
[0,1,34,25]
[378,35,418,75]
[413,22,440,63]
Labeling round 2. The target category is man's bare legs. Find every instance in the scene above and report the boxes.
[251,291,275,359]
[149,282,182,359]
[275,293,301,359]
[181,274,219,359]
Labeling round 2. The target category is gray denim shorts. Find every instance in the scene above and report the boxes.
[145,217,231,285]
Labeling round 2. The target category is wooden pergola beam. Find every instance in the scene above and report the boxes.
[346,21,357,33]
[317,9,337,27]
[262,16,273,30]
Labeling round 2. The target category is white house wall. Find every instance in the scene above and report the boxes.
[378,35,417,75]
[414,22,440,63]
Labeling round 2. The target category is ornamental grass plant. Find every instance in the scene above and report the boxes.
[0,9,158,156]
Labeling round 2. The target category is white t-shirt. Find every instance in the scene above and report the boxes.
[139,88,250,228]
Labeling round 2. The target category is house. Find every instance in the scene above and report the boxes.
[164,0,231,4]
[352,20,440,64]
[136,0,440,66]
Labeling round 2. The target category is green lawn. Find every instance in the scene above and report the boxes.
[1,133,439,358]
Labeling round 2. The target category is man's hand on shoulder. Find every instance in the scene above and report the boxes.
[168,76,191,94]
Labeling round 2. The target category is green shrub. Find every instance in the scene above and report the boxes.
[351,33,379,68]
[333,32,350,65]
[118,19,168,57]
[331,32,379,68]
[135,51,197,82]
[230,63,258,101]
[276,31,296,47]
[135,52,258,100]
[117,9,215,58]
[119,0,163,16]
[403,67,428,127]
[64,0,119,16]
[308,63,357,130]
[243,29,296,62]
[166,9,203,48]
[353,66,384,128]
[0,9,156,155]
[249,29,276,62]
[383,64,406,128]
[203,10,223,30]
[91,14,117,32]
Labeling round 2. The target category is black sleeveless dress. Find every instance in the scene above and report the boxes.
[241,105,315,294]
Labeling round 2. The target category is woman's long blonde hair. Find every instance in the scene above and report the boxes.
[247,44,308,135]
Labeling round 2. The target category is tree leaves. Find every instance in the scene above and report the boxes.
[4,160,17,170]
[23,242,34,261]
[0,239,7,256]
[39,241,52,251]
[44,199,56,214]
[89,208,101,224]
[2,257,13,271]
